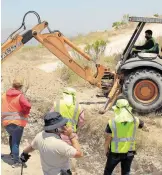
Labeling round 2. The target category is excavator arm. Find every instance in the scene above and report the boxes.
[1,19,107,88]
[32,27,107,88]
[1,11,120,113]
[1,21,47,62]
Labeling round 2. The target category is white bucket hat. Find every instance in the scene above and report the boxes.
[112,99,134,123]
[62,87,76,105]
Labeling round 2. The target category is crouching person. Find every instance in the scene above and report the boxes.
[20,112,83,175]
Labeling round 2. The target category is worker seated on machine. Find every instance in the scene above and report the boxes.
[132,29,159,56]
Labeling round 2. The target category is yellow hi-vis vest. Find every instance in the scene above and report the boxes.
[109,117,139,153]
[54,100,80,132]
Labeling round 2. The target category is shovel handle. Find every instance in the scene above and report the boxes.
[21,162,24,175]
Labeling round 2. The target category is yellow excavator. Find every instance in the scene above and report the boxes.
[1,11,162,114]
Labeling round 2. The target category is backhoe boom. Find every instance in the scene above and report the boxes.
[1,11,119,114]
[1,21,107,88]
[1,22,48,62]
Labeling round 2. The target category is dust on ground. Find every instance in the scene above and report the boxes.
[1,29,162,175]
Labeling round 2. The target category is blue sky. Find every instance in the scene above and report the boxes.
[1,0,162,37]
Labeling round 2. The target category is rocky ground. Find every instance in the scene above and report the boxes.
[1,37,162,175]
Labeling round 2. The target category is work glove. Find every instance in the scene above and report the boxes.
[20,152,31,163]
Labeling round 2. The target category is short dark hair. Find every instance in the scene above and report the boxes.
[12,84,23,89]
[145,30,152,35]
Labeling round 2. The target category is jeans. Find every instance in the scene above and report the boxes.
[104,152,134,175]
[5,124,24,163]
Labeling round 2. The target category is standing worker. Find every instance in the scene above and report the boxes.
[1,76,31,168]
[50,87,85,145]
[20,111,83,175]
[104,98,144,175]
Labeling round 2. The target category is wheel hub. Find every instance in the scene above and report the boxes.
[134,80,158,103]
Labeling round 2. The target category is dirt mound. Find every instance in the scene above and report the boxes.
[77,111,162,175]
[1,44,162,175]
[2,107,162,175]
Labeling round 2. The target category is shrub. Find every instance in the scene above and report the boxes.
[84,40,107,63]
[154,14,159,17]
[112,14,130,29]
[112,22,122,29]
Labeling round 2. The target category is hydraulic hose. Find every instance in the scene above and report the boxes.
[3,11,41,42]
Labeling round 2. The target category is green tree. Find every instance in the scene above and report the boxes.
[154,14,159,17]
[112,14,130,29]
[112,21,121,29]
[84,40,107,62]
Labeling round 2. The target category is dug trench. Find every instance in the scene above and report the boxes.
[1,47,162,175]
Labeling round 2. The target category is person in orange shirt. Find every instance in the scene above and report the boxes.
[1,76,31,168]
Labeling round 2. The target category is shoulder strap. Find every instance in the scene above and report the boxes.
[124,107,136,124]
[73,101,79,122]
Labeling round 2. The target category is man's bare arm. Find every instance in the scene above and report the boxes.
[70,135,83,158]
[104,133,112,155]
[63,126,83,158]
[23,144,35,154]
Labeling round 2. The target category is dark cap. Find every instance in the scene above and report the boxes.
[44,112,68,131]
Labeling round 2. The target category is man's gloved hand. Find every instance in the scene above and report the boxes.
[20,152,31,163]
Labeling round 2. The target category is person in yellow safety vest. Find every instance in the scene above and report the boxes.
[50,87,85,145]
[104,98,144,175]
[1,76,31,168]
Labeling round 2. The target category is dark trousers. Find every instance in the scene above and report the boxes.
[104,152,134,175]
[5,124,24,163]
[60,169,72,175]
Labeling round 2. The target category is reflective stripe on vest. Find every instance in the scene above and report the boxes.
[1,112,28,121]
[56,100,79,128]
[2,112,21,116]
[111,119,136,153]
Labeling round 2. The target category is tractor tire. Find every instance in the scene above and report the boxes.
[123,69,162,113]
